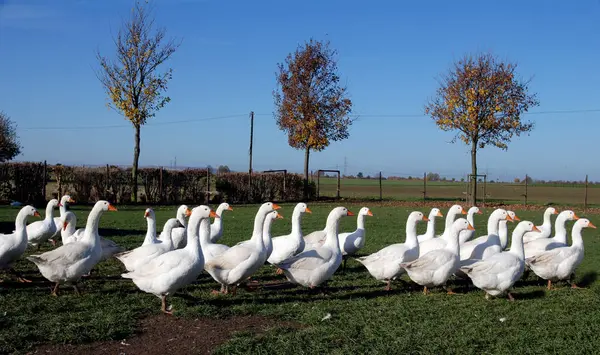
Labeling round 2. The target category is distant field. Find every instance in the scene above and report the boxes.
[315,177,600,206]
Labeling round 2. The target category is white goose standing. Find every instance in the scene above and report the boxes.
[460,221,539,300]
[50,195,75,245]
[204,202,280,295]
[27,200,117,296]
[524,210,579,259]
[27,199,60,249]
[417,208,443,243]
[210,202,233,243]
[459,206,482,244]
[526,218,596,289]
[275,207,354,289]
[122,205,217,314]
[141,208,159,246]
[0,205,40,282]
[418,204,467,256]
[357,211,428,290]
[170,205,192,249]
[267,203,312,265]
[522,207,559,243]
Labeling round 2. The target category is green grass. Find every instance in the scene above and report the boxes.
[315,177,600,207]
[1,203,600,354]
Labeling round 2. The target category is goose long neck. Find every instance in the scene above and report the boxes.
[252,209,268,250]
[59,203,67,216]
[291,208,303,237]
[446,228,460,255]
[444,211,456,231]
[162,222,176,249]
[193,217,209,256]
[467,211,475,227]
[487,214,501,236]
[45,203,55,221]
[405,217,419,249]
[424,214,436,237]
[324,213,342,249]
[185,214,202,254]
[263,217,274,240]
[15,210,29,234]
[144,217,157,244]
[83,206,102,244]
[554,215,569,244]
[178,211,188,228]
[509,227,526,260]
[214,205,226,228]
[542,210,552,227]
[356,214,366,230]
[498,220,509,249]
[571,224,584,248]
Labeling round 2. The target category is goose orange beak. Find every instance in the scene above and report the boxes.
[467,223,475,231]
[210,211,219,218]
[58,203,63,207]
[461,209,467,215]
[227,206,233,211]
[185,208,192,217]
[34,211,40,217]
[273,203,281,210]
[347,210,354,216]
[589,222,597,229]
[476,210,483,214]
[553,209,559,214]
[63,221,68,231]
[305,207,312,214]
[276,213,284,219]
[422,216,430,222]
[506,214,513,222]
[69,198,75,203]
[573,213,580,220]
[144,211,149,218]
[367,210,374,217]
[108,204,118,211]
[436,211,443,217]
[512,214,520,221]
[532,225,541,232]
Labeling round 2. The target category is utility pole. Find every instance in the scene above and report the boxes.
[248,111,254,175]
[343,156,347,177]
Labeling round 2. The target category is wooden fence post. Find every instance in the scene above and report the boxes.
[42,160,47,200]
[336,172,340,199]
[317,171,320,199]
[206,167,210,204]
[524,174,528,206]
[379,171,383,201]
[423,172,427,201]
[584,174,588,212]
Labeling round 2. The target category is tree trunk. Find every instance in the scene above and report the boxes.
[132,124,141,203]
[470,141,477,206]
[303,146,310,200]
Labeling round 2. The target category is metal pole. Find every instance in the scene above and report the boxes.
[423,172,427,201]
[337,172,340,199]
[379,171,382,201]
[525,174,528,206]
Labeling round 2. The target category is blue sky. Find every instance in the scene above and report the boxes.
[1,0,598,181]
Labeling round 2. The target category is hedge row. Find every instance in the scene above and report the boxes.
[0,162,315,205]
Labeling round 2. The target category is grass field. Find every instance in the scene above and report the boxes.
[1,202,600,354]
[316,177,600,206]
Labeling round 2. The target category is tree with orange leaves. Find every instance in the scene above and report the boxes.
[425,53,539,205]
[96,2,179,202]
[273,39,353,199]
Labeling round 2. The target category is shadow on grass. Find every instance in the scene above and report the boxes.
[512,289,546,300]
[98,228,146,238]
[577,271,597,287]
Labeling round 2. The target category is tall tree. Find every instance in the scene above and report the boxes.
[273,39,353,199]
[425,53,539,205]
[0,111,22,162]
[96,1,179,202]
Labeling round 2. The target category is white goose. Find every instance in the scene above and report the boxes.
[460,221,539,300]
[50,195,75,245]
[237,210,283,261]
[115,218,181,272]
[170,205,192,249]
[401,218,473,294]
[522,207,559,243]
[417,208,443,243]
[0,205,40,282]
[267,203,312,265]
[459,209,513,261]
[60,211,78,245]
[27,200,117,296]
[497,210,520,250]
[275,207,353,289]
[122,205,216,314]
[210,202,233,243]
[526,218,596,289]
[63,214,125,261]
[357,211,428,290]
[27,199,59,249]
[337,207,373,271]
[524,210,579,259]
[418,204,467,256]
[141,208,159,246]
[204,202,280,295]
[459,206,482,244]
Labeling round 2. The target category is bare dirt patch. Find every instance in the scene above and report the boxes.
[31,315,300,355]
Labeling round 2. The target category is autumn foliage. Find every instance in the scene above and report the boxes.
[425,53,539,204]
[274,39,353,198]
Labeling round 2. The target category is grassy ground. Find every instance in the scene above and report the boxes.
[1,202,599,354]
[316,177,600,206]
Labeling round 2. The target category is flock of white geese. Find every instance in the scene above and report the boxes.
[0,195,596,314]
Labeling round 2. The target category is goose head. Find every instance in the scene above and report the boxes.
[144,208,155,219]
[59,195,75,207]
[574,218,596,230]
[452,218,474,233]
[266,210,284,222]
[546,207,559,216]
[468,206,482,215]
[260,202,281,213]
[61,211,76,230]
[177,205,192,218]
[48,199,60,209]
[408,211,429,224]
[515,221,540,234]
[559,210,579,222]
[217,202,233,217]
[294,202,312,214]
[429,208,443,219]
[491,208,512,222]
[358,207,374,217]
[23,205,40,219]
[95,200,118,212]
[449,204,467,216]
[192,205,218,220]
[507,210,520,222]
